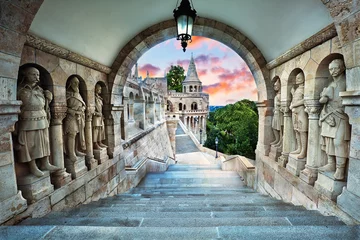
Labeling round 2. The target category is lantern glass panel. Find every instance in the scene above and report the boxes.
[177,15,188,35]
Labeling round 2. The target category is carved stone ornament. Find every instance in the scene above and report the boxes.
[15,67,60,177]
[318,59,351,180]
[63,76,87,162]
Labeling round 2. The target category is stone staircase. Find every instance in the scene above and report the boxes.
[2,164,359,239]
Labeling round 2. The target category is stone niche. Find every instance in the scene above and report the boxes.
[258,38,355,221]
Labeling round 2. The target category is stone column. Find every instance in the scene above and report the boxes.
[166,118,179,159]
[147,100,155,124]
[194,116,198,134]
[278,102,294,167]
[134,99,146,129]
[337,91,360,220]
[155,101,161,121]
[161,102,165,120]
[105,104,123,160]
[299,100,323,185]
[85,106,98,169]
[122,97,129,140]
[49,103,71,188]
[128,101,135,123]
[0,101,27,224]
[255,101,273,157]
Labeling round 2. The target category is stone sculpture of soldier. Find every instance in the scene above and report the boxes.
[318,59,350,180]
[289,72,308,159]
[15,67,59,177]
[63,76,86,162]
[93,84,107,150]
[270,78,283,147]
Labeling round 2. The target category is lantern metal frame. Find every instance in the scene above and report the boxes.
[173,0,197,52]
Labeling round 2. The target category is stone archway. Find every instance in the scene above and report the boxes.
[108,17,272,105]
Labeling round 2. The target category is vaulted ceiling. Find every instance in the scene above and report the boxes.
[29,0,333,67]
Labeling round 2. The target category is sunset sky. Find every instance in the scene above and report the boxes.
[135,36,258,106]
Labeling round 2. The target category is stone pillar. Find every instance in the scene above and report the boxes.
[194,117,198,134]
[255,101,273,157]
[122,97,129,140]
[166,118,179,159]
[85,106,98,169]
[147,100,155,124]
[337,91,360,220]
[134,99,146,129]
[155,101,161,121]
[278,102,294,167]
[0,101,27,224]
[49,103,71,188]
[299,100,323,185]
[105,105,123,160]
[128,102,135,123]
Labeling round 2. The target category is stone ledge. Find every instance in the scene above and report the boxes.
[267,24,337,69]
[25,34,111,74]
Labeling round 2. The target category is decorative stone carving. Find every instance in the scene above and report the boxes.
[93,84,108,150]
[318,59,350,180]
[63,76,88,178]
[270,78,283,148]
[15,67,60,177]
[92,84,108,164]
[64,76,87,162]
[289,72,308,159]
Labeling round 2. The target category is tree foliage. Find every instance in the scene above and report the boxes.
[166,65,185,92]
[204,100,258,159]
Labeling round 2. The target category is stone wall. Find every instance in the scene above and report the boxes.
[255,36,359,224]
[0,42,171,225]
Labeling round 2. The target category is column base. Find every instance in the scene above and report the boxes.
[256,143,270,156]
[65,156,88,179]
[286,154,306,176]
[299,165,318,185]
[94,148,109,164]
[51,168,72,189]
[17,171,54,204]
[337,187,360,221]
[0,191,27,224]
[278,153,288,167]
[86,156,98,170]
[314,171,346,201]
[269,145,282,161]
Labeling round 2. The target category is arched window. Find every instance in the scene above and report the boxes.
[190,86,193,92]
[179,103,183,111]
[194,86,197,92]
[183,104,186,110]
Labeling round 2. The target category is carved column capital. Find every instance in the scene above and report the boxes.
[304,99,322,120]
[85,106,95,122]
[50,103,67,126]
[280,101,291,117]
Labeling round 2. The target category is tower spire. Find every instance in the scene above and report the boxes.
[134,62,139,79]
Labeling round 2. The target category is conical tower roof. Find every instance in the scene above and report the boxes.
[183,54,201,84]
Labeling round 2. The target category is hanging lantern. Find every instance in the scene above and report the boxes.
[173,0,197,52]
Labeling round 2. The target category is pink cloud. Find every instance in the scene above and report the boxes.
[198,69,207,77]
[211,66,230,74]
[139,64,161,78]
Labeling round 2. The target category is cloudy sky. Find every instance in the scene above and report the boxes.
[134,36,258,106]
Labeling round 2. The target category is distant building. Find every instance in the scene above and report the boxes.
[167,54,210,143]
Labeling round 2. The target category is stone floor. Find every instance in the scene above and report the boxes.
[3,163,359,239]
[1,129,359,239]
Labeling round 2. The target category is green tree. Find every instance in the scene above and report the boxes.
[166,65,185,92]
[204,99,258,159]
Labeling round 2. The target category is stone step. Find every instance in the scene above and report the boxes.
[20,216,344,228]
[61,204,308,213]
[88,199,291,207]
[1,226,358,240]
[167,165,221,171]
[94,197,285,205]
[43,209,324,219]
